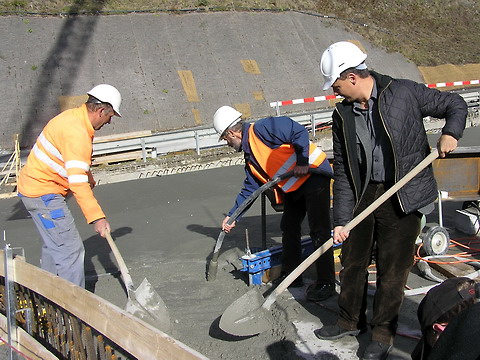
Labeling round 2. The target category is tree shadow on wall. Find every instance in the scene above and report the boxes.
[18,0,109,149]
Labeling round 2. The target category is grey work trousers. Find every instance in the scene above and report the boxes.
[20,194,85,287]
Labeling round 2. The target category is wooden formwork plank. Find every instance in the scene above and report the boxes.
[429,258,478,278]
[93,130,152,144]
[0,253,208,360]
[0,313,59,360]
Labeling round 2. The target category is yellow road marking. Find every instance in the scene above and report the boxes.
[252,90,264,100]
[58,95,88,112]
[234,103,251,118]
[348,40,367,54]
[178,70,200,102]
[241,60,261,74]
[191,108,202,125]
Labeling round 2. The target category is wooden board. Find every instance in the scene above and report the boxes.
[430,257,478,278]
[0,314,59,360]
[93,130,152,143]
[92,149,151,166]
[0,253,207,360]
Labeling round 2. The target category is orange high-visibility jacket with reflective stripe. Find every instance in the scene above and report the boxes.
[18,104,105,224]
[247,124,327,193]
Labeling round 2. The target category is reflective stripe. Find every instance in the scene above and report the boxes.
[38,132,63,162]
[309,146,322,165]
[33,144,67,178]
[271,144,325,191]
[248,124,327,193]
[273,152,296,178]
[68,174,89,183]
[281,176,298,192]
[65,160,90,172]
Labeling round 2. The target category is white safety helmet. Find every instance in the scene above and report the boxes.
[213,106,243,141]
[320,41,368,90]
[87,84,122,117]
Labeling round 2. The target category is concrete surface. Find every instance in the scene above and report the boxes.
[0,153,478,359]
[0,11,424,150]
[0,10,478,360]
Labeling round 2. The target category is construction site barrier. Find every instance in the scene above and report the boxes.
[269,80,480,109]
[0,246,207,360]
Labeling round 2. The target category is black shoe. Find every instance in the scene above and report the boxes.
[362,341,392,360]
[306,283,335,302]
[271,273,304,288]
[314,324,364,340]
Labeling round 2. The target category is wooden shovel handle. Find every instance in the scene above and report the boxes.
[105,231,135,291]
[263,150,439,310]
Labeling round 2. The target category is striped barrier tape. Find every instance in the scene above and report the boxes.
[270,79,480,108]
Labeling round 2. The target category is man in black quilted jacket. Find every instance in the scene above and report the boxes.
[313,41,468,360]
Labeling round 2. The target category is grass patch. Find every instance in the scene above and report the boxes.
[0,0,478,66]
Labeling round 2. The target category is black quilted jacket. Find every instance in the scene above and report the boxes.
[332,71,467,226]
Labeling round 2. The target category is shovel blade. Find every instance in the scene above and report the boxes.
[125,278,171,333]
[219,287,273,336]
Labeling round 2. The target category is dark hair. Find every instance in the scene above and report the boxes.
[338,67,370,80]
[229,120,244,133]
[86,95,114,114]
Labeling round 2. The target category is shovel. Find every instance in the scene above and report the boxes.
[219,150,439,336]
[207,168,333,281]
[105,231,171,333]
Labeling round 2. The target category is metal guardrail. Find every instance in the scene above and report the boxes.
[92,89,479,162]
[92,110,334,159]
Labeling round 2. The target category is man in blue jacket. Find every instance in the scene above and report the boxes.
[213,105,335,301]
[314,41,467,360]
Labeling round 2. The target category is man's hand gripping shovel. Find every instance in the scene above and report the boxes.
[218,150,439,336]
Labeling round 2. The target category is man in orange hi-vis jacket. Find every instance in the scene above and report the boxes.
[213,106,335,302]
[18,84,122,288]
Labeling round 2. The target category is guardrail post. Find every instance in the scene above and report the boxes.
[261,193,267,250]
[195,131,200,155]
[310,114,315,138]
[140,138,147,163]
[438,190,444,228]
[4,233,18,360]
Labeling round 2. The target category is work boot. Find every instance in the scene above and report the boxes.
[314,324,365,340]
[306,283,335,302]
[271,273,304,288]
[362,341,392,360]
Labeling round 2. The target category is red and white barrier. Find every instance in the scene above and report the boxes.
[427,79,480,88]
[270,79,480,108]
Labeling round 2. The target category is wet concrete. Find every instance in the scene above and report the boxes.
[1,156,477,359]
[0,7,478,357]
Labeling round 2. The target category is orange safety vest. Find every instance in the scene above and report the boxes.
[18,104,105,224]
[247,124,327,203]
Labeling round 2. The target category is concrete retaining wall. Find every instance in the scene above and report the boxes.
[0,11,423,150]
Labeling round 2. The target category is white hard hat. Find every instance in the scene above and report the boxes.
[213,106,242,140]
[320,41,368,90]
[87,84,122,117]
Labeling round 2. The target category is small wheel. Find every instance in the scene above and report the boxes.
[420,224,450,256]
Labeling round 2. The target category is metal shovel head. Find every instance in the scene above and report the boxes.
[219,287,274,336]
[125,278,171,333]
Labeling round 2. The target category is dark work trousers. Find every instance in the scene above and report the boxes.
[280,175,335,284]
[336,183,421,344]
